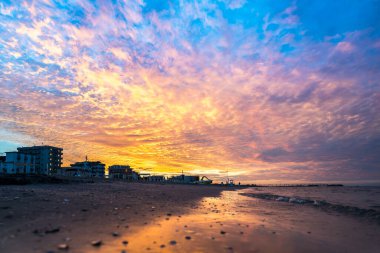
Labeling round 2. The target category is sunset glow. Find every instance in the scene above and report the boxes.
[0,1,379,183]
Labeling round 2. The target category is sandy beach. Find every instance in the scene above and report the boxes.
[1,182,379,253]
[0,181,226,252]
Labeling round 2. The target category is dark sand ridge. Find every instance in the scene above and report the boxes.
[0,182,227,253]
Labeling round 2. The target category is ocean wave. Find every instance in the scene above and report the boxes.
[240,192,380,224]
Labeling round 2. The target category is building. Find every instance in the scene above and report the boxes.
[168,174,200,183]
[56,167,92,178]
[146,175,165,182]
[0,152,36,174]
[69,161,105,178]
[139,173,166,182]
[17,146,63,175]
[108,165,140,181]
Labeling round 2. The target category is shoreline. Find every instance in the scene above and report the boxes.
[1,181,379,252]
[240,192,380,224]
[0,174,346,188]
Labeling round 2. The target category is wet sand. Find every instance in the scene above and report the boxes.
[0,182,225,252]
[1,182,379,252]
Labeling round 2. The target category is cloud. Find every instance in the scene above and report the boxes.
[0,0,379,183]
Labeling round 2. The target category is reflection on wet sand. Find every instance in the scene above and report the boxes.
[3,183,378,253]
[92,189,380,253]
[104,191,261,253]
[0,183,225,253]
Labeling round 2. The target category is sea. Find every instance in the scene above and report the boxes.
[245,185,380,211]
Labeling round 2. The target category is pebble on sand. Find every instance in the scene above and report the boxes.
[220,230,226,235]
[185,236,191,240]
[122,240,129,245]
[45,227,60,234]
[112,232,120,237]
[91,240,102,247]
[169,240,177,245]
[57,243,69,250]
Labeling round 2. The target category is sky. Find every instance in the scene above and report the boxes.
[0,0,379,184]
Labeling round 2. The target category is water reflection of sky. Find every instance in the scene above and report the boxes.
[87,189,380,253]
[102,190,265,252]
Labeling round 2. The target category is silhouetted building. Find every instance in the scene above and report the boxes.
[69,161,105,178]
[17,146,62,175]
[108,165,139,180]
[168,175,200,183]
[139,174,166,182]
[0,152,36,174]
[56,166,93,177]
[147,175,165,182]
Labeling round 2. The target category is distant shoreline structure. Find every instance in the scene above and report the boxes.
[0,174,344,187]
[252,183,344,187]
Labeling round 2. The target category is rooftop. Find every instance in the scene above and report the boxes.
[17,145,63,150]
